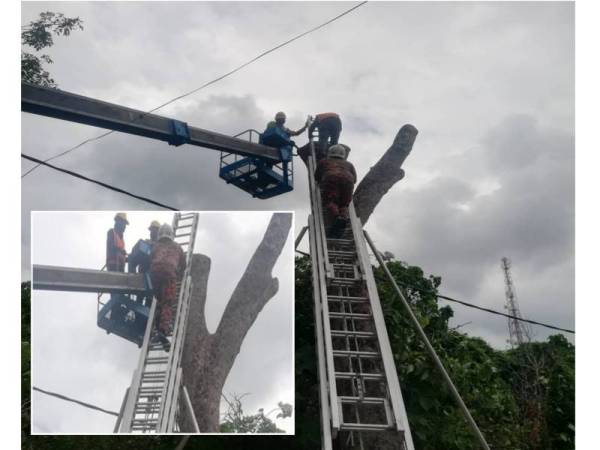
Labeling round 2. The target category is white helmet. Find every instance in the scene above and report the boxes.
[327,144,347,159]
[157,223,174,241]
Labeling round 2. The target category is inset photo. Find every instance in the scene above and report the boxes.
[30,211,294,434]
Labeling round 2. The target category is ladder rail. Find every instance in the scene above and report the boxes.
[120,212,200,434]
[348,204,415,449]
[119,298,159,432]
[306,124,415,449]
[308,217,334,450]
[157,212,199,431]
[308,139,342,433]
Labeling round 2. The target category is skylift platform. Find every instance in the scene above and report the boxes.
[98,238,155,347]
[97,271,154,347]
[219,127,294,199]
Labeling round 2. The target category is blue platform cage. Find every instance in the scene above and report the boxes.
[219,127,294,199]
[97,241,154,347]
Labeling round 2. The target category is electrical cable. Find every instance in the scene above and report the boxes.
[373,259,575,334]
[32,386,119,417]
[364,254,575,334]
[21,154,178,211]
[436,294,574,334]
[296,247,574,335]
[21,1,368,178]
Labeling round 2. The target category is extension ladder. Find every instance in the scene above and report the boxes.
[117,212,200,433]
[306,134,414,450]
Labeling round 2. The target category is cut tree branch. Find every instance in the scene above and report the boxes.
[353,124,418,225]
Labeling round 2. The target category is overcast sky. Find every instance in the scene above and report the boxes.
[30,211,294,433]
[22,0,574,419]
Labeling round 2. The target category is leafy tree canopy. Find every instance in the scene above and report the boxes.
[21,11,84,87]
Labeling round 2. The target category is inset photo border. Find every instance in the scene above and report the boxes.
[29,211,294,435]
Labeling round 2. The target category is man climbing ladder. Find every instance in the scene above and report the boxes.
[150,223,186,351]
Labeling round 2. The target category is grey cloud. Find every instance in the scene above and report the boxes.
[23,0,572,403]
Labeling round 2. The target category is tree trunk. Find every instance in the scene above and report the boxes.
[353,124,418,225]
[180,213,292,432]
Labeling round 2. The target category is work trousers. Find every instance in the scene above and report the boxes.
[317,116,342,148]
[151,267,177,335]
[320,174,354,219]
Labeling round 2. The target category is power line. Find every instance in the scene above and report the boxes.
[21,154,178,211]
[368,258,575,334]
[361,253,575,335]
[436,294,574,335]
[21,130,114,177]
[32,386,119,417]
[21,1,368,178]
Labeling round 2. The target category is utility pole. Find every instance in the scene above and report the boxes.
[501,257,530,347]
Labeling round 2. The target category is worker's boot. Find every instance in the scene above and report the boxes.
[157,331,171,352]
[329,215,348,239]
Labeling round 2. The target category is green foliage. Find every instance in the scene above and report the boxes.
[21,11,84,87]
[22,282,31,447]
[219,394,286,433]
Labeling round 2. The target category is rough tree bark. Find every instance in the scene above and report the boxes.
[353,124,418,225]
[180,212,292,432]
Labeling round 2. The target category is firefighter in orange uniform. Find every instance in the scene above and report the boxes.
[150,223,186,350]
[106,212,128,272]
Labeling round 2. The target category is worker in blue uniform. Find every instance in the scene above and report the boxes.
[273,111,308,138]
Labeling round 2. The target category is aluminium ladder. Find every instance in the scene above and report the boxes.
[118,212,200,433]
[306,133,414,450]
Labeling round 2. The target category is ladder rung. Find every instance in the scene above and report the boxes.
[175,233,191,238]
[328,278,361,286]
[142,374,166,381]
[142,369,166,375]
[335,371,385,380]
[328,250,355,255]
[340,422,393,431]
[331,330,376,338]
[332,263,357,269]
[327,238,355,244]
[145,357,169,364]
[134,406,161,413]
[339,395,388,404]
[329,312,371,319]
[333,350,380,358]
[132,421,158,426]
[138,392,163,398]
[328,295,369,303]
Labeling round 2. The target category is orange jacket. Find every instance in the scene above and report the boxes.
[315,158,357,184]
[151,240,186,279]
[106,228,126,272]
[315,112,339,121]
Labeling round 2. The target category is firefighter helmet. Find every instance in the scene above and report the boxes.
[157,223,174,241]
[114,212,129,224]
[327,144,347,159]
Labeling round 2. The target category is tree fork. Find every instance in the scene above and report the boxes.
[180,213,292,432]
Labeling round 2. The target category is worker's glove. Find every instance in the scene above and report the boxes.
[306,115,313,126]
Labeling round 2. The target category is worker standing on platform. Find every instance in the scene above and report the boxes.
[106,212,128,272]
[308,112,342,158]
[148,220,160,243]
[128,220,161,274]
[315,144,357,237]
[150,223,186,350]
[273,111,308,138]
